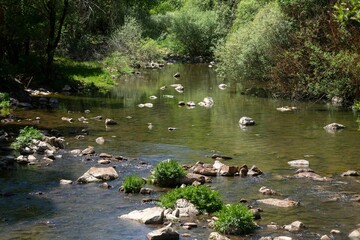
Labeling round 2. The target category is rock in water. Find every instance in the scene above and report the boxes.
[77,167,118,183]
[119,207,164,224]
[147,224,179,240]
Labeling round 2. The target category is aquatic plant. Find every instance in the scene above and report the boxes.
[159,185,223,213]
[152,159,186,187]
[122,175,145,193]
[214,203,257,235]
[11,126,43,150]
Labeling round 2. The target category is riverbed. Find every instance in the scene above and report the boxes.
[0,64,359,239]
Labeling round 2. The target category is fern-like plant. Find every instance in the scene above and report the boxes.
[11,126,43,150]
[152,159,186,187]
[123,175,145,193]
[214,203,257,235]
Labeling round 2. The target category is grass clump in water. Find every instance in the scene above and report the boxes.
[159,185,223,213]
[152,159,186,187]
[214,203,257,235]
[122,175,145,193]
[11,126,43,150]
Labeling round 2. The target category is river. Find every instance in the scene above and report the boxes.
[0,64,359,239]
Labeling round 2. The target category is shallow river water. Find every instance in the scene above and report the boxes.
[0,64,359,240]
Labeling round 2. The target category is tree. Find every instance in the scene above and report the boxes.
[44,0,69,79]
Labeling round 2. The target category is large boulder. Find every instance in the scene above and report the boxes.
[147,224,179,240]
[77,167,118,183]
[119,207,164,224]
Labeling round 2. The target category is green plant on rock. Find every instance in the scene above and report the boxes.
[214,203,257,235]
[152,159,186,187]
[159,185,223,213]
[122,175,145,193]
[11,126,43,150]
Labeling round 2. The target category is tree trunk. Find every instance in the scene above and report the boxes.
[45,0,69,80]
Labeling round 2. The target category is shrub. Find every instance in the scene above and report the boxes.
[233,0,270,29]
[333,0,360,27]
[170,5,224,56]
[11,126,43,150]
[110,17,166,68]
[152,159,186,187]
[123,175,145,193]
[110,17,143,63]
[214,203,257,235]
[215,1,291,82]
[159,185,223,213]
[0,92,10,109]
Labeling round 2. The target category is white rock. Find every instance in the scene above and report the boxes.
[119,207,164,224]
[288,159,309,167]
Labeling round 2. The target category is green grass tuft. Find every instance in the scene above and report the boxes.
[159,185,223,213]
[214,203,257,235]
[123,175,145,193]
[152,159,186,187]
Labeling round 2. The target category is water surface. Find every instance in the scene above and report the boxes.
[1,64,359,239]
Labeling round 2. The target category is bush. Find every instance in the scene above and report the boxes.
[214,203,257,235]
[305,45,359,99]
[0,92,10,109]
[110,17,166,68]
[110,17,143,63]
[152,159,186,187]
[233,0,270,29]
[170,4,225,56]
[11,126,43,150]
[159,185,223,213]
[123,175,145,193]
[215,1,291,82]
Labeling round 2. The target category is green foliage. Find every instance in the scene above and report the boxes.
[333,0,360,26]
[11,126,43,150]
[278,0,329,21]
[214,204,257,235]
[123,175,145,193]
[110,17,167,66]
[215,2,291,82]
[0,92,10,109]
[170,5,224,56]
[56,58,115,94]
[150,0,185,14]
[159,185,223,213]
[152,159,186,187]
[305,44,359,99]
[233,0,270,29]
